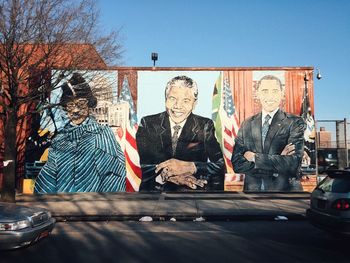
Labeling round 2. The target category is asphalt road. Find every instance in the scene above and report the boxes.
[2,220,349,263]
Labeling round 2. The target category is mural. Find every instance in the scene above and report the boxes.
[231,73,305,191]
[22,68,316,194]
[33,73,126,193]
[136,75,225,191]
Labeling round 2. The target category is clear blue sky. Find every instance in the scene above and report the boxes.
[98,0,350,123]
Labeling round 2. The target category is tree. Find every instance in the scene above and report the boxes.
[0,0,123,202]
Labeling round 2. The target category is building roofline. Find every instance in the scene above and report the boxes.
[51,66,315,72]
[107,66,314,71]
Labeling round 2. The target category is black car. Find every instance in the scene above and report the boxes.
[0,202,55,250]
[307,169,350,236]
[317,150,338,174]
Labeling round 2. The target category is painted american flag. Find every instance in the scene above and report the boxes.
[301,79,315,143]
[119,76,142,192]
[212,73,240,173]
[300,76,316,165]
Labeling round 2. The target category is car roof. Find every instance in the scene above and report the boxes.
[326,169,350,178]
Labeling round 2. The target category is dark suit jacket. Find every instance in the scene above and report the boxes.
[136,112,225,191]
[231,109,306,178]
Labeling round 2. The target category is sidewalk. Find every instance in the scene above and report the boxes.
[15,191,311,222]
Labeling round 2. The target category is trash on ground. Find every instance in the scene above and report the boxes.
[193,216,206,222]
[139,216,153,222]
[274,215,288,221]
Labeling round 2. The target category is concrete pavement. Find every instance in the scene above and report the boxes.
[15,191,311,222]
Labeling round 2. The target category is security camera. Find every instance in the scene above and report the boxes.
[316,68,322,80]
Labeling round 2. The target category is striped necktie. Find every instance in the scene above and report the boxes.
[172,125,181,155]
[262,114,271,148]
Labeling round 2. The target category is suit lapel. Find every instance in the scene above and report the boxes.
[175,114,197,157]
[159,112,173,157]
[263,109,286,153]
[251,113,263,153]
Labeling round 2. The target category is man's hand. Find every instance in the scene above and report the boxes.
[155,158,206,189]
[166,174,207,189]
[244,151,255,162]
[155,158,196,177]
[281,143,295,155]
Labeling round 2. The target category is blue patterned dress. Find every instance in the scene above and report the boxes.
[34,118,126,193]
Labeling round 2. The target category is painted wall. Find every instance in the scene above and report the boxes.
[24,68,316,193]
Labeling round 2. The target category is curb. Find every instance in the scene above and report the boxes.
[53,213,307,222]
[15,192,311,223]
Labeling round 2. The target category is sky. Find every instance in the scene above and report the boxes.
[97,0,350,125]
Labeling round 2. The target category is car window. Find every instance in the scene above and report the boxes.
[318,176,350,193]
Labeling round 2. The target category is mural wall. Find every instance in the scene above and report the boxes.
[24,68,316,194]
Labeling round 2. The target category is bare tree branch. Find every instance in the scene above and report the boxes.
[0,0,123,201]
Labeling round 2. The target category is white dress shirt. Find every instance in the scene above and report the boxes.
[261,108,279,126]
[155,117,188,185]
[169,117,187,137]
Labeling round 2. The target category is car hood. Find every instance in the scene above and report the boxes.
[0,202,46,222]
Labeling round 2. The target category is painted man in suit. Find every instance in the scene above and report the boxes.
[231,75,306,191]
[136,75,225,191]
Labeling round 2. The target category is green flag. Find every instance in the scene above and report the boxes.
[212,73,222,145]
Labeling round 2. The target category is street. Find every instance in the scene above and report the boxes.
[2,220,349,263]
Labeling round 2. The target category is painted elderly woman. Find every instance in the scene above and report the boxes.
[34,73,126,193]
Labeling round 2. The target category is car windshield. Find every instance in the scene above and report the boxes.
[317,176,350,193]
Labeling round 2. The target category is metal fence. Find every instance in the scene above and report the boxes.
[316,118,349,170]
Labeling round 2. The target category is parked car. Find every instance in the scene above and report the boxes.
[317,151,338,174]
[0,202,55,250]
[307,169,350,236]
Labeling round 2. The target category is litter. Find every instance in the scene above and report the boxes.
[274,215,288,221]
[193,216,206,222]
[139,216,153,222]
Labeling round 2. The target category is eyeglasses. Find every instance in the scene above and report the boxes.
[65,99,89,110]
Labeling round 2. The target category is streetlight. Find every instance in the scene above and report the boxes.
[151,52,158,67]
[316,68,322,80]
[304,68,322,81]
